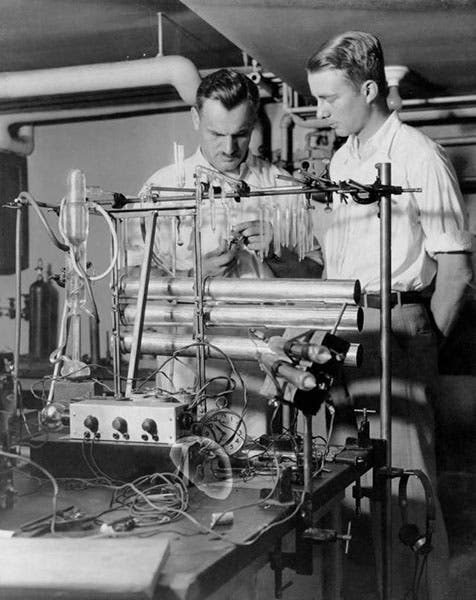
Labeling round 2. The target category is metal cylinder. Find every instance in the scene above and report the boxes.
[121,303,363,331]
[120,333,362,368]
[28,263,58,359]
[259,353,316,391]
[120,276,361,305]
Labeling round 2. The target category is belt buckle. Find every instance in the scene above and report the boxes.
[362,292,399,308]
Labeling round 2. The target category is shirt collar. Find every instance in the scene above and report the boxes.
[347,111,401,160]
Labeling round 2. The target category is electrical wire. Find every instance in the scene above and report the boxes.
[312,403,336,477]
[107,472,189,530]
[414,553,429,600]
[137,340,248,416]
[80,439,124,486]
[87,200,118,280]
[190,375,236,410]
[58,197,118,283]
[174,486,305,548]
[13,380,34,440]
[16,191,69,252]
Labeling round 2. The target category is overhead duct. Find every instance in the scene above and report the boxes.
[0,99,193,156]
[0,55,201,154]
[0,55,199,104]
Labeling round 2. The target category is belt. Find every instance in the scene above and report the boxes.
[363,291,429,309]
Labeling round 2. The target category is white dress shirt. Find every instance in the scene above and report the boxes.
[326,112,472,292]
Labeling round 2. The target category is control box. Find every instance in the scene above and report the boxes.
[69,396,189,444]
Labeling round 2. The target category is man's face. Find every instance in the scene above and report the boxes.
[307,68,371,139]
[192,98,256,174]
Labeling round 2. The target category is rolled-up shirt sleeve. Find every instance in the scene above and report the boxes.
[415,145,472,256]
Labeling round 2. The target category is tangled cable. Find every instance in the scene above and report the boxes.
[110,472,189,528]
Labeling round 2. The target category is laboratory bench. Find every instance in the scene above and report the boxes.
[0,443,376,600]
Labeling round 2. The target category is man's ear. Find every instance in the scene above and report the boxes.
[191,106,200,131]
[361,80,379,104]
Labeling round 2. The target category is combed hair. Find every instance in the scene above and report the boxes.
[307,31,388,97]
[196,68,260,113]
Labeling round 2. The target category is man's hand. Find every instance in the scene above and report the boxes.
[202,239,239,277]
[231,219,273,254]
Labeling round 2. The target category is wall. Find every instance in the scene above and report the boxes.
[0,110,198,357]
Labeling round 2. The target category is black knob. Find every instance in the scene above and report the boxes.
[142,418,158,435]
[112,417,128,434]
[84,415,99,433]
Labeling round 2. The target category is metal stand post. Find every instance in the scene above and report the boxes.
[111,217,122,397]
[13,205,22,415]
[125,211,158,397]
[303,413,314,494]
[192,199,206,415]
[377,162,392,600]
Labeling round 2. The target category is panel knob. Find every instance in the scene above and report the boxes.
[83,415,99,433]
[142,418,158,441]
[112,416,128,438]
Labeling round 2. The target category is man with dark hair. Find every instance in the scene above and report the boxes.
[307,31,472,599]
[129,68,322,278]
[195,67,260,114]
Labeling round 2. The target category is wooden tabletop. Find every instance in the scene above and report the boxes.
[0,452,370,600]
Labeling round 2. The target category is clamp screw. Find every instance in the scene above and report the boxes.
[354,408,376,420]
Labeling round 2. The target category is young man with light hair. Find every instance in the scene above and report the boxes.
[307,30,472,599]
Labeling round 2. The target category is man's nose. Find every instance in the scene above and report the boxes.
[316,100,330,120]
[224,135,236,155]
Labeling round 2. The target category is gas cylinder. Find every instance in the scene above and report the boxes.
[28,259,58,359]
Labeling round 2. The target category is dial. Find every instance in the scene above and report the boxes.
[200,409,247,455]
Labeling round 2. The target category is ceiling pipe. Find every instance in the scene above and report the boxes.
[404,94,476,106]
[0,55,200,104]
[0,55,201,154]
[285,105,476,127]
[0,100,192,156]
[0,123,34,155]
[434,135,476,146]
